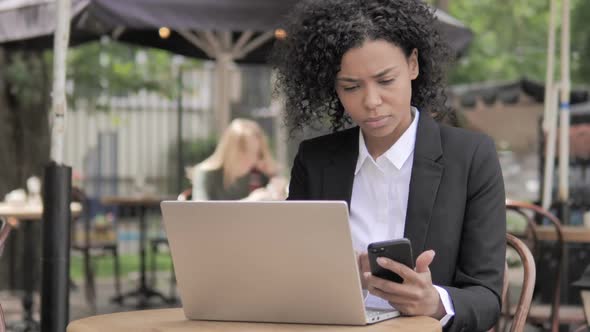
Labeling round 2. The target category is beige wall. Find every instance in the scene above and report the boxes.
[455,94,543,154]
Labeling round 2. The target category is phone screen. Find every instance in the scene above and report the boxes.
[367,238,414,283]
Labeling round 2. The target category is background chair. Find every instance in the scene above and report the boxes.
[496,233,536,332]
[71,187,121,310]
[0,218,13,332]
[506,199,585,332]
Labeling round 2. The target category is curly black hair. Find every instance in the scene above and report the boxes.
[270,0,453,132]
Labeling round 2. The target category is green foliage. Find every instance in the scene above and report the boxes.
[4,39,202,113]
[572,0,590,84]
[426,0,590,85]
[167,137,218,191]
[67,40,179,110]
[70,251,172,280]
[2,51,51,109]
[447,0,550,84]
[181,137,218,166]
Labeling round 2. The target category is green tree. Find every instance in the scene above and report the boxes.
[427,0,590,85]
[67,40,179,109]
[0,50,51,197]
[572,0,590,84]
[447,0,550,84]
[0,40,193,197]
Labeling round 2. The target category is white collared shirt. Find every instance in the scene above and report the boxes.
[349,108,455,326]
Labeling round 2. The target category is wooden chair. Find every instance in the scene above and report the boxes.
[0,218,13,332]
[71,187,122,310]
[505,199,585,332]
[495,233,536,332]
[571,287,590,332]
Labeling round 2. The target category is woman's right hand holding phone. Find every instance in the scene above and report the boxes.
[363,250,446,319]
[357,252,371,289]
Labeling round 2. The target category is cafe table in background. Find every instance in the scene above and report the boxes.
[0,201,82,332]
[101,194,174,308]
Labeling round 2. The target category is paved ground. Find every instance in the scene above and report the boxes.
[2,271,179,330]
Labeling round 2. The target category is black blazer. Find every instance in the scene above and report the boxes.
[287,113,506,332]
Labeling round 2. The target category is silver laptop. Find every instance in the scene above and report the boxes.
[160,200,400,325]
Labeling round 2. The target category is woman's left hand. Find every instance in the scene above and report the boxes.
[363,250,446,319]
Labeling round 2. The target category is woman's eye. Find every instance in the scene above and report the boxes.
[343,86,359,91]
[379,79,394,85]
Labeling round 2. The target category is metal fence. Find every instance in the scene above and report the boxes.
[63,63,280,196]
[64,67,215,196]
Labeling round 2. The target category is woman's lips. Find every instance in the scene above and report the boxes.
[365,115,390,129]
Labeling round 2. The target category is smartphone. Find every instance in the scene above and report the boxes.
[367,238,414,283]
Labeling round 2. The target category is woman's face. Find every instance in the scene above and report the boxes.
[240,134,262,170]
[335,39,419,149]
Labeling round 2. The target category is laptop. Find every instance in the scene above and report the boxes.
[160,200,400,325]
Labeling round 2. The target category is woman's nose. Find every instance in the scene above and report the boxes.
[363,85,382,110]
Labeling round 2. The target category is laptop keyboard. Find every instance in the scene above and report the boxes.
[366,307,398,321]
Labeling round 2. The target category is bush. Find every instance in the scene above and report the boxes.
[168,137,217,193]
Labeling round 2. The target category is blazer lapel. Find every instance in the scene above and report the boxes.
[404,114,444,256]
[322,127,359,209]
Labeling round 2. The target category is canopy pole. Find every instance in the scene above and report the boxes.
[50,0,72,164]
[177,30,216,57]
[215,53,233,136]
[177,30,279,136]
[542,84,560,210]
[541,0,559,210]
[42,0,73,331]
[558,0,571,208]
[542,0,558,132]
[559,0,571,202]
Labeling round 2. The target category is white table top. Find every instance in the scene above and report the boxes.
[0,202,82,220]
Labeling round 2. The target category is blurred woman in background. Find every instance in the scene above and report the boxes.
[189,118,286,201]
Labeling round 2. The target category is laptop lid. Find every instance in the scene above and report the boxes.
[160,200,369,325]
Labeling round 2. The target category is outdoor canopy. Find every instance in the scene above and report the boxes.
[0,0,474,62]
[0,0,474,134]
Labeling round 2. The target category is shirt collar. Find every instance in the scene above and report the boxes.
[355,107,420,174]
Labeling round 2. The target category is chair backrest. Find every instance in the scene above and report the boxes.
[0,218,12,332]
[71,186,91,246]
[505,233,537,332]
[0,217,10,252]
[506,199,564,332]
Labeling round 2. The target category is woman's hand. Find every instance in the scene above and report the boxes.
[6,216,19,228]
[255,160,278,178]
[357,252,370,289]
[363,250,446,319]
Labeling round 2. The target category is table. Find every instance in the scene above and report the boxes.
[534,225,590,308]
[101,195,173,308]
[0,202,82,332]
[67,308,441,332]
[535,225,590,243]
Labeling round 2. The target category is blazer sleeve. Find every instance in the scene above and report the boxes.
[287,141,310,200]
[443,136,506,332]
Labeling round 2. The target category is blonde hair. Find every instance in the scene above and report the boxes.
[193,118,278,188]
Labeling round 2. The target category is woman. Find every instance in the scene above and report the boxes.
[190,118,283,201]
[271,1,506,331]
